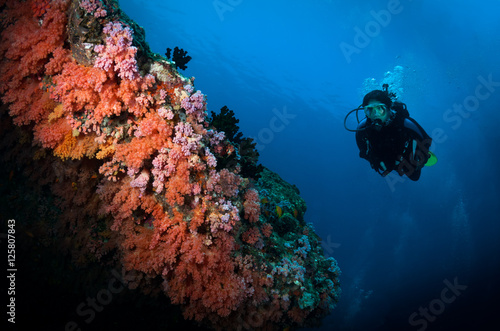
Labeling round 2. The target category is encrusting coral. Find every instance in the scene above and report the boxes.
[0,0,341,329]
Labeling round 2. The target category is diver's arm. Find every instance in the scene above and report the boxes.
[403,119,432,167]
[355,131,369,160]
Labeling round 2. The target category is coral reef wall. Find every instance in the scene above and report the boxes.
[0,0,340,329]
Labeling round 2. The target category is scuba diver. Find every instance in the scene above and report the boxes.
[344,84,436,181]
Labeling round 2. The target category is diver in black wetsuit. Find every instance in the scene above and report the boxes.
[345,85,434,181]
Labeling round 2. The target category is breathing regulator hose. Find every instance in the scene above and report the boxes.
[344,106,366,132]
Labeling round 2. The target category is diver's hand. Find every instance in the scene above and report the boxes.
[378,161,391,177]
[408,139,427,167]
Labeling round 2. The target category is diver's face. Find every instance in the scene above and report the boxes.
[364,100,389,123]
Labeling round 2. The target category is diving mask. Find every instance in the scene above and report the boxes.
[364,103,388,120]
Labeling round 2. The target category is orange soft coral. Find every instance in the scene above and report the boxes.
[54,133,99,160]
[33,116,71,149]
[113,136,157,170]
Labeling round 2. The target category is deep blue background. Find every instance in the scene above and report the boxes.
[119,0,500,330]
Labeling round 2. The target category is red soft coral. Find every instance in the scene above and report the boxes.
[243,188,260,223]
[242,227,261,245]
[261,223,273,238]
[0,0,69,125]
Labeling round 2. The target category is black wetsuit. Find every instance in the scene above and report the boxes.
[355,110,432,181]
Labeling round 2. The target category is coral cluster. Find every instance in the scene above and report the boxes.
[165,46,192,70]
[0,0,340,329]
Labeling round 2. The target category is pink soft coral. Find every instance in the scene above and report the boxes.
[94,21,138,80]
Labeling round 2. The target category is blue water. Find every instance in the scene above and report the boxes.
[120,0,500,330]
